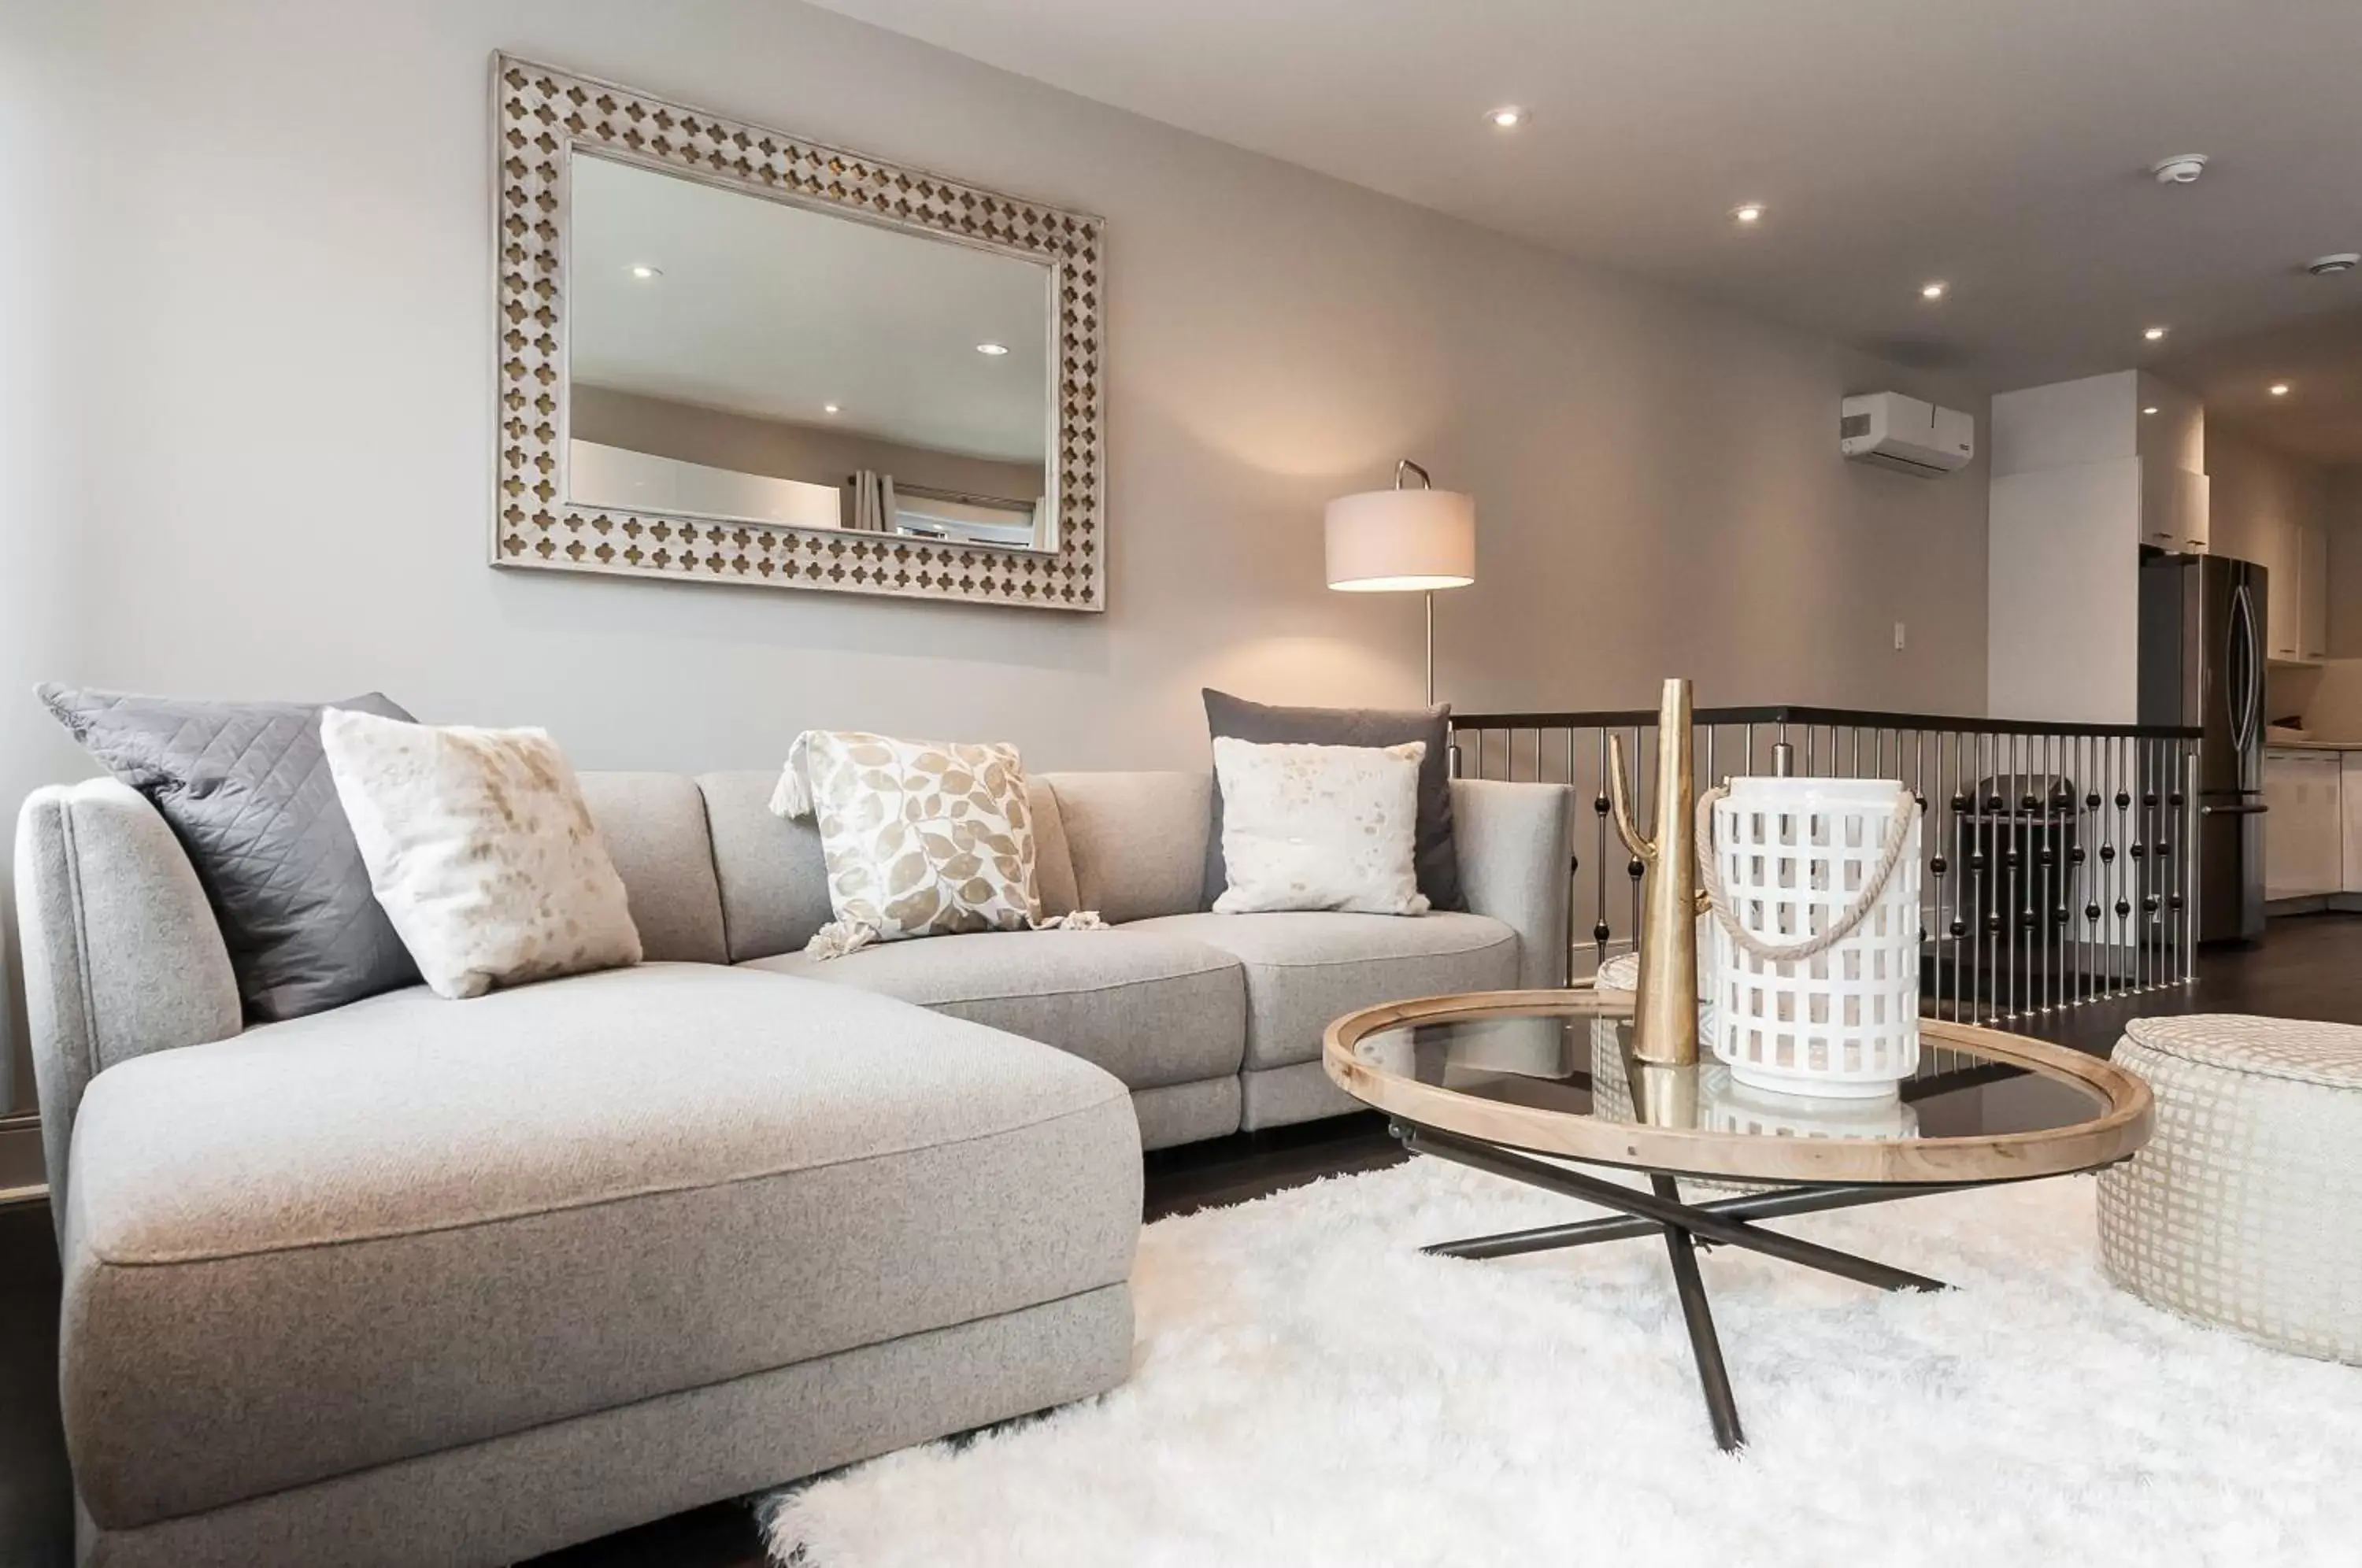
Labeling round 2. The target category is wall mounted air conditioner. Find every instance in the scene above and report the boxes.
[1840,392,1975,477]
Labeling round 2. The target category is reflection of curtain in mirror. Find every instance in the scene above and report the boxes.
[846,470,897,532]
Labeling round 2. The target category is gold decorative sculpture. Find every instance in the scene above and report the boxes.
[1608,677,1713,1066]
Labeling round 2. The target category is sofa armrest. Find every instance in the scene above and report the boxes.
[14,780,241,1223]
[1449,779,1573,989]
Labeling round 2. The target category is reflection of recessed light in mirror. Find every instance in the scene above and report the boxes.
[976,342,1010,357]
[1487,106,1527,129]
[2271,383,2291,396]
[824,403,840,415]
[2143,325,2168,341]
[2142,405,2160,415]
[1920,281,1948,300]
[628,264,662,280]
[1731,202,1765,225]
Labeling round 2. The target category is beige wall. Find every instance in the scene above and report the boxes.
[0,0,1990,1139]
[572,385,1048,505]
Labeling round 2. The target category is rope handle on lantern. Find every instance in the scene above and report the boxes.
[1694,785,1920,964]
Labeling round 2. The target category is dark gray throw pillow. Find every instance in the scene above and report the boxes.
[37,686,423,1023]
[1201,688,1466,912]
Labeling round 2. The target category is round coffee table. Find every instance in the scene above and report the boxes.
[1323,988,2153,1452]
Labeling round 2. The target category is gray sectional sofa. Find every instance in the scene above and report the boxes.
[15,766,1571,1566]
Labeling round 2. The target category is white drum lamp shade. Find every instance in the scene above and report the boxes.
[1324,488,1476,592]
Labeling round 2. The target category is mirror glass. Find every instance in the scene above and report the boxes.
[566,153,1056,550]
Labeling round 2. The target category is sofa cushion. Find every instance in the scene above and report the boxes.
[743,929,1244,1090]
[60,963,1139,1529]
[577,771,727,963]
[698,770,835,962]
[1122,911,1519,1070]
[1039,771,1210,923]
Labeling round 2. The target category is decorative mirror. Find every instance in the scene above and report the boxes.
[492,57,1106,611]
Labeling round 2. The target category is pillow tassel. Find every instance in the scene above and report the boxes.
[1036,910,1107,932]
[770,732,816,819]
[804,919,882,960]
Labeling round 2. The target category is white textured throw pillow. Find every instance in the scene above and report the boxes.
[320,710,642,1000]
[772,729,1102,957]
[1212,738,1431,915]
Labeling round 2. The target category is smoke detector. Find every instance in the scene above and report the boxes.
[2151,153,2208,184]
[2308,253,2360,276]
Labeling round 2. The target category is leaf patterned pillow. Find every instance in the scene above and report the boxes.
[772,730,1097,955]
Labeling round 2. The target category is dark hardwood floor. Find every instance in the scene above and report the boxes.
[4,913,2359,1567]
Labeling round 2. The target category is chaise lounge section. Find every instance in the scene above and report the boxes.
[17,765,1569,1565]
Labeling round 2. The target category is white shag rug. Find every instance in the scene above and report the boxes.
[760,1159,2362,1567]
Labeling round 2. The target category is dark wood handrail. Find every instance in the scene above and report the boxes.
[1449,704,2201,741]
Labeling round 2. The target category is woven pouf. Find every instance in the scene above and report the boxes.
[2098,1015,2362,1365]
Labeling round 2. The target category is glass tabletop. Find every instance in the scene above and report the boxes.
[1330,991,2149,1185]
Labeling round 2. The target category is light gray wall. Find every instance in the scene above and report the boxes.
[0,0,1990,1134]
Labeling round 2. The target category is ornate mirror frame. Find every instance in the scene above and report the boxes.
[491,55,1107,612]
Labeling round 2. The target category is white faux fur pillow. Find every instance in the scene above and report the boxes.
[320,709,642,1000]
[1212,738,1431,916]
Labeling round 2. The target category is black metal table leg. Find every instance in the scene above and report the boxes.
[1404,1126,1949,1292]
[1420,1180,1972,1262]
[1653,1174,1743,1451]
[1390,1119,1971,1453]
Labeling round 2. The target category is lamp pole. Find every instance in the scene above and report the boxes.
[1394,459,1438,706]
[1425,588,1436,707]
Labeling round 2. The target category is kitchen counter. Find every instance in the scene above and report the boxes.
[2264,738,2362,752]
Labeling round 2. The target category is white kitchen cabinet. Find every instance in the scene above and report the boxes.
[2302,519,2329,659]
[2260,523,2302,661]
[2250,514,2327,664]
[2345,754,2362,893]
[2264,749,2342,900]
[2139,465,2210,554]
[2181,469,2212,553]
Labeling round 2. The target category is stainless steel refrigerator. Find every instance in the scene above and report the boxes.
[2138,550,2267,941]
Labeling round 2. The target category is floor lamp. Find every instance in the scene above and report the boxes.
[1324,460,1477,704]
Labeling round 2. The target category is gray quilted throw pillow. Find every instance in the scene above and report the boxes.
[38,686,422,1023]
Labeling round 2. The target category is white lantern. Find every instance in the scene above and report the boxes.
[1701,1071,1922,1140]
[1705,776,1921,1098]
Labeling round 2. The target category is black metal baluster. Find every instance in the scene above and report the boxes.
[1594,728,1611,971]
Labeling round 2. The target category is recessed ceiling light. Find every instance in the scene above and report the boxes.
[628,264,662,280]
[1731,202,1765,225]
[976,342,1010,357]
[2142,326,2168,341]
[2270,383,2291,396]
[823,403,841,415]
[2142,405,2160,416]
[1486,105,1527,129]
[1920,281,1948,301]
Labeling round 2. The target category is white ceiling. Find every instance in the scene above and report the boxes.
[813,0,2362,460]
[570,152,1051,462]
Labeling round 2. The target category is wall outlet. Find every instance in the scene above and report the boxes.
[1893,621,1908,651]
